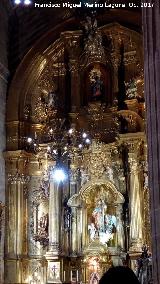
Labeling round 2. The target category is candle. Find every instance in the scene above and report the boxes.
[71,270,72,281]
[76,270,78,282]
[64,271,66,282]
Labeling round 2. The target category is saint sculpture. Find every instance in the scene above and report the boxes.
[88,199,116,245]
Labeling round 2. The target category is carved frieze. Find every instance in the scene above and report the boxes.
[69,60,79,73]
[124,50,137,65]
[81,141,110,180]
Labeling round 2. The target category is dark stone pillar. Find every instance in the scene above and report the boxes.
[0,1,11,283]
[143,2,160,283]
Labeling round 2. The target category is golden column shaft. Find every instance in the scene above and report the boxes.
[82,207,87,249]
[128,155,143,252]
[71,206,77,256]
[48,179,60,254]
[7,182,17,255]
[7,178,27,255]
[16,180,24,255]
[116,204,124,249]
[77,207,82,254]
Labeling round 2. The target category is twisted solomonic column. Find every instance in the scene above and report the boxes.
[128,142,144,252]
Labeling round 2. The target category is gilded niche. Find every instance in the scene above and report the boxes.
[30,170,49,246]
[88,198,117,246]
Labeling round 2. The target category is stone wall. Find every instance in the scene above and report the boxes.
[0,0,11,282]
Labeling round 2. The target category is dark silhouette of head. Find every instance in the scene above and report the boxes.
[99,266,140,284]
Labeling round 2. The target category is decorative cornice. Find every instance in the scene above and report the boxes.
[0,62,9,83]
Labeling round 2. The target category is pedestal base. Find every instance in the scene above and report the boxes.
[129,239,142,253]
[45,246,62,284]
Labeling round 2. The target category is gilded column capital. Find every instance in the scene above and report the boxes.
[128,158,139,174]
[69,60,79,73]
[0,62,9,83]
[127,138,144,174]
[124,50,137,66]
[59,63,66,76]
[127,139,141,154]
[128,144,139,172]
[111,52,121,69]
[7,172,30,184]
[61,31,82,59]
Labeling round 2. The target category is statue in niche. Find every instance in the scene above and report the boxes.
[88,199,117,245]
[38,212,48,237]
[63,196,71,231]
[106,166,114,182]
[80,167,89,186]
[84,16,105,58]
[92,199,107,232]
[89,68,104,102]
[88,223,97,240]
[40,170,49,198]
[47,91,57,110]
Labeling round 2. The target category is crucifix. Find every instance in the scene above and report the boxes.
[51,264,58,277]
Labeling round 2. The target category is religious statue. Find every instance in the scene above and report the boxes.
[40,170,49,198]
[89,68,104,102]
[84,16,105,58]
[47,91,57,109]
[88,223,96,240]
[92,199,107,233]
[38,212,48,237]
[80,167,89,186]
[63,196,71,231]
[106,166,114,182]
[136,244,153,284]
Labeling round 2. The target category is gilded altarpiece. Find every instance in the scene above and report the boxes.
[5,20,150,284]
